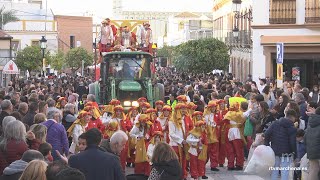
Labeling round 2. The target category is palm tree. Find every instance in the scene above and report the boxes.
[0,6,19,30]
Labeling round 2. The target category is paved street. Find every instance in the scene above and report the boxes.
[125,163,270,180]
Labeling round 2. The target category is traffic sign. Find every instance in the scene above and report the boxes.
[276,43,284,64]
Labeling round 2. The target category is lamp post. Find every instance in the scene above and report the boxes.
[40,36,47,77]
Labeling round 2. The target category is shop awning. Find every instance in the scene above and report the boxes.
[260,35,320,46]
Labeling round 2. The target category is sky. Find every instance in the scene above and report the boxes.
[47,0,212,18]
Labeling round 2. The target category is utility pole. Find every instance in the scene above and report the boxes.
[94,38,97,80]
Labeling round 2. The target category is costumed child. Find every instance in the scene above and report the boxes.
[103,121,119,139]
[56,97,67,110]
[135,102,151,122]
[146,108,162,136]
[177,95,188,104]
[155,100,164,116]
[67,111,92,154]
[137,97,148,106]
[157,105,172,143]
[147,131,164,160]
[169,103,194,179]
[192,111,203,125]
[217,99,229,167]
[204,101,221,171]
[224,98,246,170]
[186,121,208,180]
[188,102,198,117]
[101,99,121,124]
[84,105,104,132]
[126,107,139,167]
[130,114,153,176]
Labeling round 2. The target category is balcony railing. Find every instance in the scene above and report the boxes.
[225,30,252,48]
[189,30,213,40]
[305,0,320,23]
[269,0,296,24]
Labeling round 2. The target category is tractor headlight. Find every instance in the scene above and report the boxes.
[132,101,139,107]
[124,101,131,107]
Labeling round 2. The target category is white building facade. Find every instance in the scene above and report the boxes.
[252,0,320,88]
[212,0,252,81]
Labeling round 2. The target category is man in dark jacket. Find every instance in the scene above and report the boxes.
[0,150,44,180]
[22,102,38,126]
[0,100,13,135]
[304,107,320,180]
[264,109,297,180]
[69,128,125,180]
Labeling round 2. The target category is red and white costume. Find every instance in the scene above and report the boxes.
[156,105,172,143]
[169,103,194,179]
[186,121,208,179]
[204,101,221,170]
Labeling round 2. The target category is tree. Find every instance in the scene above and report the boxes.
[158,45,174,59]
[0,7,19,29]
[172,38,230,73]
[16,45,43,73]
[65,47,93,74]
[47,50,65,72]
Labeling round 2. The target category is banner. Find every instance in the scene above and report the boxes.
[292,67,300,81]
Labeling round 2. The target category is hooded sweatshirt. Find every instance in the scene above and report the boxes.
[153,159,182,180]
[305,114,320,159]
[264,117,297,157]
[3,160,28,175]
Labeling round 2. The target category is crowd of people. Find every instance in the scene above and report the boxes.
[0,69,318,180]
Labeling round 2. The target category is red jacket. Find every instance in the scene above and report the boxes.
[150,119,162,137]
[184,115,194,136]
[0,140,28,175]
[86,118,104,132]
[120,119,132,133]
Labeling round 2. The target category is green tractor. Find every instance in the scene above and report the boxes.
[90,51,163,110]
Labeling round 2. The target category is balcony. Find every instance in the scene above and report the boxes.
[305,0,320,23]
[226,30,252,48]
[269,0,296,24]
[188,30,213,40]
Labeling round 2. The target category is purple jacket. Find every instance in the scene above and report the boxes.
[42,120,69,156]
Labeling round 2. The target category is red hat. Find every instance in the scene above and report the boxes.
[78,111,92,119]
[188,102,198,110]
[109,99,121,106]
[140,102,151,108]
[146,108,157,114]
[155,100,164,106]
[57,97,66,102]
[128,106,138,112]
[207,101,218,108]
[177,95,187,102]
[217,99,225,104]
[85,102,94,107]
[174,103,187,110]
[139,114,150,122]
[138,97,147,103]
[114,105,124,112]
[84,106,94,111]
[192,111,203,117]
[162,105,172,112]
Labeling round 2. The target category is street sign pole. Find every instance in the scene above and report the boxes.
[276,43,284,89]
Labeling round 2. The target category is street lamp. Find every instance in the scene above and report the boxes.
[40,36,47,77]
[232,0,242,12]
[232,27,239,38]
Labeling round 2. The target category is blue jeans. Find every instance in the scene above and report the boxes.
[271,156,292,180]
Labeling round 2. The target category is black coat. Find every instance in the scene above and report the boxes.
[0,173,22,180]
[305,114,320,160]
[22,111,37,127]
[69,145,125,180]
[152,159,182,180]
[264,118,297,157]
[0,111,10,135]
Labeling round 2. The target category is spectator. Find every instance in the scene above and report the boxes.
[304,107,320,180]
[0,150,44,180]
[264,109,297,180]
[19,160,47,180]
[42,110,69,161]
[34,113,46,124]
[38,101,48,116]
[38,143,53,163]
[271,93,289,119]
[22,102,39,127]
[61,104,76,132]
[166,94,177,110]
[148,142,182,180]
[17,103,28,118]
[0,116,16,142]
[295,93,308,126]
[56,167,86,180]
[193,94,204,112]
[309,85,320,104]
[46,160,68,180]
[254,101,275,134]
[69,128,125,180]
[29,124,47,150]
[46,99,61,116]
[0,121,28,174]
[9,112,22,122]
[0,100,13,133]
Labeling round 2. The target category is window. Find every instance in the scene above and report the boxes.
[305,0,320,23]
[31,40,40,46]
[269,0,296,24]
[11,40,20,51]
